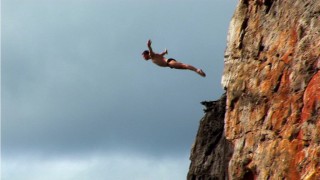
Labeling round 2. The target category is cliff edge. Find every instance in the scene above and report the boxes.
[188,94,233,180]
[189,0,320,179]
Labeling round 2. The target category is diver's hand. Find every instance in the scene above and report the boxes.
[147,39,152,47]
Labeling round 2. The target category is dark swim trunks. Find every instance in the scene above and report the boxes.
[167,58,176,68]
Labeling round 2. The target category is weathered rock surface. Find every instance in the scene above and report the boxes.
[188,94,233,180]
[223,0,320,179]
[189,0,320,179]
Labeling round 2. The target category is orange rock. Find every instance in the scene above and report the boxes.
[189,0,320,179]
[221,0,320,179]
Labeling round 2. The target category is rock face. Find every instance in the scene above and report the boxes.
[188,94,233,180]
[189,0,320,179]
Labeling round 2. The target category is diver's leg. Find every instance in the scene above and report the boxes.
[168,61,206,77]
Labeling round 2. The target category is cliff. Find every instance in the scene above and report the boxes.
[189,0,320,179]
[188,94,233,180]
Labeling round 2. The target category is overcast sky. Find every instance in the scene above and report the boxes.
[2,0,237,179]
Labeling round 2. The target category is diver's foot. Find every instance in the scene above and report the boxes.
[196,69,206,77]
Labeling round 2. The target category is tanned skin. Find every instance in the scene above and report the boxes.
[142,39,206,77]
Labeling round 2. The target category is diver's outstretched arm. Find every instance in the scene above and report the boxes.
[160,48,168,56]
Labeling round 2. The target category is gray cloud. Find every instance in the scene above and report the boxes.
[2,153,190,180]
[2,0,237,161]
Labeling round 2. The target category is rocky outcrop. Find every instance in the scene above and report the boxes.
[188,94,233,180]
[189,0,320,179]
